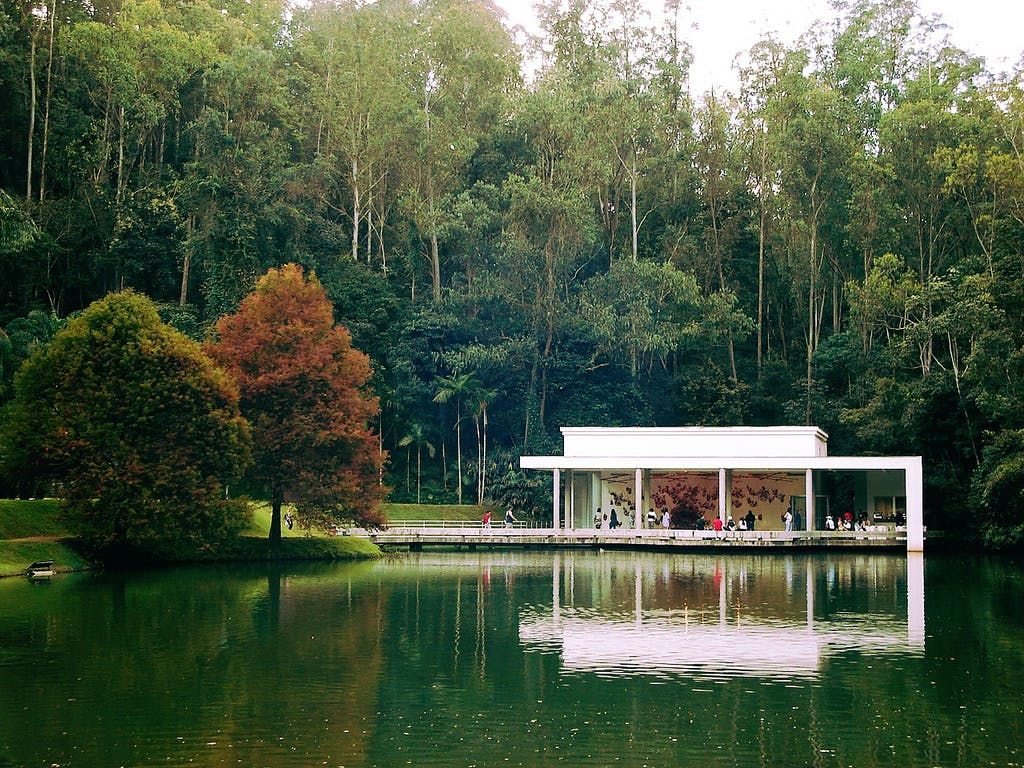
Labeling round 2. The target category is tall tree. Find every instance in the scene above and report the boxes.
[0,290,250,552]
[433,371,476,505]
[400,0,518,299]
[207,263,385,549]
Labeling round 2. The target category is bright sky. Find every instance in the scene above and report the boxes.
[495,0,1024,95]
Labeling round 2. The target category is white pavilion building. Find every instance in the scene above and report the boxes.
[519,426,924,552]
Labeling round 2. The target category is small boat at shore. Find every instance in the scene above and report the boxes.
[25,560,55,579]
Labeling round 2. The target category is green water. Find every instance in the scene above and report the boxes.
[0,551,1021,767]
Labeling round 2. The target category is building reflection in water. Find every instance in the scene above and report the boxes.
[519,551,925,679]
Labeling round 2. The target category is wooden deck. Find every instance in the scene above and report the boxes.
[367,526,908,551]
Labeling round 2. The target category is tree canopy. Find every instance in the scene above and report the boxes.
[0,291,250,553]
[207,263,386,546]
[1,0,1024,546]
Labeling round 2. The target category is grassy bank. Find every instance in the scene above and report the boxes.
[0,498,68,538]
[0,539,91,577]
[1,497,497,574]
[0,498,85,577]
[0,498,381,575]
[383,503,494,521]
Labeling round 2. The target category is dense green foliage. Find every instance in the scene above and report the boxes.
[0,292,251,553]
[1,0,1024,545]
[207,264,386,544]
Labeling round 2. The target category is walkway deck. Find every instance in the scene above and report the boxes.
[367,526,907,551]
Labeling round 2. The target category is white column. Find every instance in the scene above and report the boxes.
[552,468,561,531]
[634,467,643,530]
[718,468,732,522]
[805,469,815,531]
[905,459,924,552]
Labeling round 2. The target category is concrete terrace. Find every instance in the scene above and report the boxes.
[367,525,908,551]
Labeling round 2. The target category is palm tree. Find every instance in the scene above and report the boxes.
[472,387,497,506]
[433,372,477,505]
[398,423,435,504]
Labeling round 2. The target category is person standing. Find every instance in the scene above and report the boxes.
[661,509,670,528]
[482,510,492,528]
[784,509,794,531]
[646,508,657,528]
[744,510,755,531]
[504,508,516,528]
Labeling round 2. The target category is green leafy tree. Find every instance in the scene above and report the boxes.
[207,264,386,548]
[0,290,251,553]
[970,429,1024,549]
[397,422,435,504]
[433,371,477,505]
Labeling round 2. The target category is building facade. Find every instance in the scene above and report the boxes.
[520,426,924,551]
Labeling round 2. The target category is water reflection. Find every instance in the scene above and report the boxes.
[519,551,923,679]
[2,552,1021,768]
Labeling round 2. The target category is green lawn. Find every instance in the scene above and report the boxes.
[0,539,91,578]
[0,499,85,577]
[0,498,67,539]
[383,503,494,522]
[0,498,494,574]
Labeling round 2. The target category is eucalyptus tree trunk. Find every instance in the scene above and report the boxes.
[269,481,283,553]
[26,30,37,203]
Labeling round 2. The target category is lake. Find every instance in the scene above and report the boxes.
[1,551,1021,767]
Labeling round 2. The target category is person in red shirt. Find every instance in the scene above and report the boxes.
[712,517,724,532]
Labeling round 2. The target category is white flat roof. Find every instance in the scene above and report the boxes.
[560,426,830,459]
[520,455,920,472]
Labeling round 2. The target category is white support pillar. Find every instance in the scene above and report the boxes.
[634,467,643,530]
[805,469,815,531]
[643,470,652,525]
[905,458,924,552]
[552,468,561,531]
[590,473,601,530]
[718,468,732,522]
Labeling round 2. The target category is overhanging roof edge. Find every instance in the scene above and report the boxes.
[520,456,921,471]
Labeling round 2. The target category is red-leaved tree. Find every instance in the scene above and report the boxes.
[207,264,386,548]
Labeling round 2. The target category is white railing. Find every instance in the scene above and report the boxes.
[375,524,904,540]
[384,519,535,530]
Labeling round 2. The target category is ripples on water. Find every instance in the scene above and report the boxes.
[0,552,1021,768]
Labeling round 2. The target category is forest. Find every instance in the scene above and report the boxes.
[1,0,1023,546]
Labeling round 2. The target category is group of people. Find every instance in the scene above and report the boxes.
[711,510,757,532]
[481,509,517,529]
[480,504,881,533]
[824,511,868,531]
[593,507,629,529]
